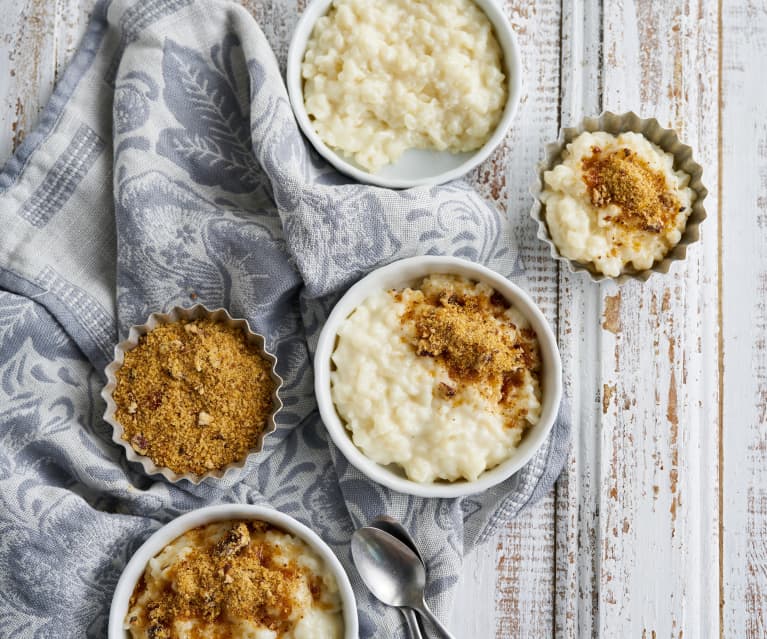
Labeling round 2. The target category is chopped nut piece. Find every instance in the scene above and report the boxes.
[197,411,213,426]
[216,522,250,556]
[168,362,184,380]
[127,401,138,414]
[131,433,149,456]
[436,382,456,399]
[184,322,199,334]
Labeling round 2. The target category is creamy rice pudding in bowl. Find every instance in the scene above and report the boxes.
[531,111,708,282]
[286,0,522,188]
[314,256,562,498]
[109,504,357,639]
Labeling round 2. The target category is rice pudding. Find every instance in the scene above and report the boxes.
[301,0,508,172]
[125,520,344,639]
[541,131,695,277]
[330,274,542,483]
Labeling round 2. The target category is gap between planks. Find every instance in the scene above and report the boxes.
[717,1,724,635]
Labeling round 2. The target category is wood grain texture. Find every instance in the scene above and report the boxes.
[720,2,767,637]
[600,1,720,633]
[0,0,91,160]
[482,2,563,637]
[556,1,721,637]
[555,3,604,635]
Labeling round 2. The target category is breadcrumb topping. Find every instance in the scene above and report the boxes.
[127,521,332,638]
[582,145,682,233]
[113,319,276,475]
[397,276,541,424]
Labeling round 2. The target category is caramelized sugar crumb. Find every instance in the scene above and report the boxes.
[398,277,541,423]
[113,319,276,475]
[406,299,526,382]
[582,146,681,233]
[128,521,306,637]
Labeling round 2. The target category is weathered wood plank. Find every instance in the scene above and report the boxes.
[0,0,58,159]
[721,2,767,637]
[494,495,556,638]
[482,2,563,637]
[450,539,499,636]
[0,0,91,161]
[555,2,603,635]
[556,1,721,637]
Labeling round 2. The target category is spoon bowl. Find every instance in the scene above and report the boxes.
[351,526,456,639]
[369,517,425,639]
[369,516,425,564]
[351,527,426,608]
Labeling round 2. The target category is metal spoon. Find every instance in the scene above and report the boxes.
[369,517,426,639]
[351,526,456,639]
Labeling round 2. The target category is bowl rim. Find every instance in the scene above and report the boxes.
[286,0,523,188]
[314,255,563,498]
[107,504,359,639]
[101,304,284,485]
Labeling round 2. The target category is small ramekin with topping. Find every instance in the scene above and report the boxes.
[531,111,708,282]
[102,305,283,484]
[314,256,563,498]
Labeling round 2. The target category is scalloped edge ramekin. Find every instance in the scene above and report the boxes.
[101,305,283,485]
[530,111,708,284]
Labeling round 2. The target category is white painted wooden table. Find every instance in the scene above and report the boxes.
[1,1,764,636]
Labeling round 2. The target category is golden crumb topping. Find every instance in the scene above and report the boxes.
[127,521,320,638]
[113,319,276,475]
[397,276,541,425]
[582,146,682,233]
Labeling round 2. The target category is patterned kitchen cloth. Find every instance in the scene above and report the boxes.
[0,0,570,637]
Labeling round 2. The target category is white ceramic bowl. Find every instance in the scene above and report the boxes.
[108,504,358,639]
[314,256,563,498]
[286,0,523,188]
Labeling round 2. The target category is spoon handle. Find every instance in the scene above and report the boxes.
[402,608,424,639]
[415,600,455,639]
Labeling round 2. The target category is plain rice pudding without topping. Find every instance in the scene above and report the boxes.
[330,274,542,483]
[301,0,508,172]
[541,131,695,277]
